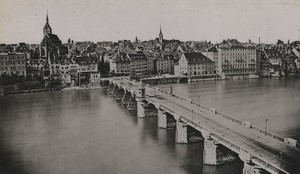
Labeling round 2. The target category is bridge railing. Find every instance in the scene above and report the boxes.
[250,125,285,142]
[114,78,295,147]
[148,85,289,145]
[215,111,243,125]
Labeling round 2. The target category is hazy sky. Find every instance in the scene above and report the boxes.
[0,0,300,44]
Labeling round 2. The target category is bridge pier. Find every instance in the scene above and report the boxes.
[158,109,167,128]
[176,120,188,143]
[239,151,264,174]
[203,138,219,165]
[136,81,146,116]
[242,162,263,174]
[137,101,146,118]
[203,137,236,165]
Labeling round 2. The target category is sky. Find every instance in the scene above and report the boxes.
[0,0,300,44]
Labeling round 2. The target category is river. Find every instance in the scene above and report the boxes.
[0,77,299,174]
[157,77,300,141]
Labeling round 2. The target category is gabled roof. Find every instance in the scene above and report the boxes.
[163,55,174,61]
[208,47,218,52]
[111,52,130,63]
[183,53,214,64]
[74,56,98,65]
[40,33,63,48]
[47,34,62,47]
[127,51,146,61]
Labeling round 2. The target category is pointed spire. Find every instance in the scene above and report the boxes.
[43,9,52,35]
[46,10,49,23]
[160,25,162,35]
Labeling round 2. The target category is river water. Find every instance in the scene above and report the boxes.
[0,77,299,174]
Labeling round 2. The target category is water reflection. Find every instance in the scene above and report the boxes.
[1,84,284,173]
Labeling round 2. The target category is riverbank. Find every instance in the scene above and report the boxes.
[62,85,100,91]
[0,88,49,95]
[0,81,48,95]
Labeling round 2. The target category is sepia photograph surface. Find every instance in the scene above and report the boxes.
[0,0,300,174]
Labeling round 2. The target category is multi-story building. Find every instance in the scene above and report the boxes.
[128,51,148,77]
[217,41,257,79]
[0,52,27,76]
[263,48,282,77]
[256,49,270,77]
[75,56,100,85]
[201,47,219,74]
[147,55,155,75]
[176,53,215,76]
[59,63,72,85]
[109,52,131,75]
[155,55,174,74]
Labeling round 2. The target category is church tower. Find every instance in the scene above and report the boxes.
[43,12,52,36]
[159,25,163,45]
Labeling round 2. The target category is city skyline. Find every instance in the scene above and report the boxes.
[0,0,300,44]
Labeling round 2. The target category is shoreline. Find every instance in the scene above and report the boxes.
[0,86,101,96]
[0,88,50,95]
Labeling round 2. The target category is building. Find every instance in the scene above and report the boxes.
[174,61,180,75]
[263,48,282,77]
[176,53,215,76]
[202,47,219,74]
[147,55,155,75]
[155,55,174,74]
[217,40,257,79]
[256,49,270,77]
[39,13,68,78]
[75,56,100,85]
[109,52,131,75]
[0,52,27,76]
[128,51,148,77]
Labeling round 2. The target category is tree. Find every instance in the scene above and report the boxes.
[99,53,110,77]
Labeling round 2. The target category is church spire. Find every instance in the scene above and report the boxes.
[160,25,162,35]
[43,10,52,36]
[159,25,163,45]
[46,10,49,24]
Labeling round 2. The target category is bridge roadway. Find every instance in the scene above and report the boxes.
[109,78,300,174]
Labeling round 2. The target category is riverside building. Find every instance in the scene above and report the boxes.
[217,39,258,79]
[0,52,27,76]
[176,53,215,76]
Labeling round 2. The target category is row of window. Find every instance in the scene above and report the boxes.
[0,61,26,65]
[0,71,26,75]
[0,56,25,61]
[222,69,256,73]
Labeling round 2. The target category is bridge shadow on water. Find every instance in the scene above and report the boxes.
[122,105,245,174]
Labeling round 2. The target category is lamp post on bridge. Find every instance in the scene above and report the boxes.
[192,109,194,125]
[265,118,268,135]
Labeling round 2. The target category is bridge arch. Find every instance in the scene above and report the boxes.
[179,77,188,83]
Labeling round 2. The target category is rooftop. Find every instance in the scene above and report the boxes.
[183,53,214,64]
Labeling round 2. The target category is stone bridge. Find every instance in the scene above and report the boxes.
[100,77,300,174]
